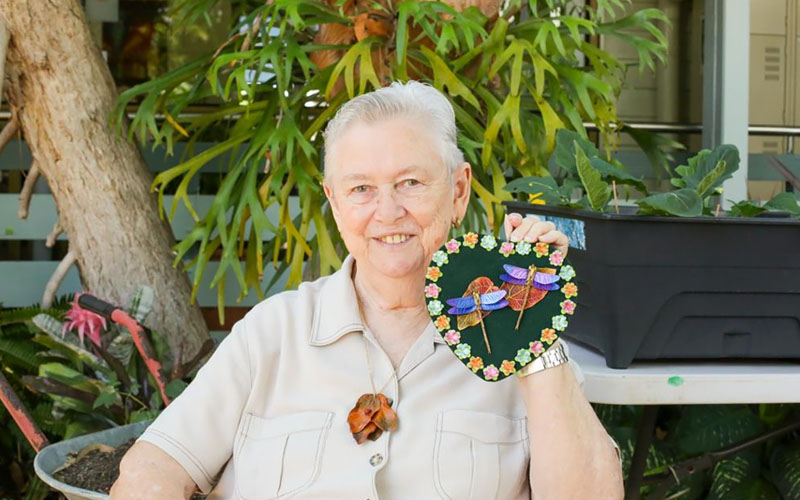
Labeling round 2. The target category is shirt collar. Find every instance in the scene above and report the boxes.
[308,255,446,346]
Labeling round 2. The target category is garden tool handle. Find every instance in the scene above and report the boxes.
[77,294,118,320]
[77,294,172,406]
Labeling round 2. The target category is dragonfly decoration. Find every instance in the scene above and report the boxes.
[446,289,508,354]
[499,264,561,330]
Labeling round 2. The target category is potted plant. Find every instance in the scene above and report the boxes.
[504,129,800,368]
[0,288,212,499]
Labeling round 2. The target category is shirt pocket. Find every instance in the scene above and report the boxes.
[433,410,529,500]
[234,411,334,500]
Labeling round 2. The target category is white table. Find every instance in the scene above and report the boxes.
[569,341,800,405]
[566,341,800,500]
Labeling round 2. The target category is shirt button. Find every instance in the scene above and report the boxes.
[369,453,384,466]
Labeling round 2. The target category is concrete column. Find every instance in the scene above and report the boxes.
[703,0,750,206]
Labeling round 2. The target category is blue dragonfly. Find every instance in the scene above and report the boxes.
[446,290,508,354]
[499,265,561,330]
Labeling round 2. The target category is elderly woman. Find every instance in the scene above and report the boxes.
[112,81,623,500]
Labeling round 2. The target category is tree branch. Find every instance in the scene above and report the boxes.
[43,250,77,309]
[0,113,18,158]
[46,220,63,248]
[18,162,39,219]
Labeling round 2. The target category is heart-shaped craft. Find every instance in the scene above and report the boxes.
[424,233,578,382]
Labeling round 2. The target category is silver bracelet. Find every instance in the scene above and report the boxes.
[517,342,568,378]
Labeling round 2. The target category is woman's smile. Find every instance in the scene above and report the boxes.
[375,233,414,246]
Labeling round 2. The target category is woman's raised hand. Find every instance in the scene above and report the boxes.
[503,213,569,257]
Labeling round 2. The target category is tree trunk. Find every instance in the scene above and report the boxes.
[0,0,209,356]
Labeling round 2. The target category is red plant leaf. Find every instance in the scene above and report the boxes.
[456,277,498,330]
[466,277,497,295]
[500,282,549,312]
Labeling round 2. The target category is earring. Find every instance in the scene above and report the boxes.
[451,218,461,230]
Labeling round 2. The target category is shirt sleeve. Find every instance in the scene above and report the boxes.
[136,316,253,493]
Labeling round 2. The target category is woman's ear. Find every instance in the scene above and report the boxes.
[452,162,472,220]
[323,181,342,225]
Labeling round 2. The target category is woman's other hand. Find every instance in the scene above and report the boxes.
[503,212,569,257]
[110,441,197,500]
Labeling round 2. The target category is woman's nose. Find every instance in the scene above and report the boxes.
[374,187,406,222]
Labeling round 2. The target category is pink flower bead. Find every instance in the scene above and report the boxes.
[444,330,461,345]
[549,250,564,266]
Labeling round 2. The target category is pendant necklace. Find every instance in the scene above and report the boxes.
[346,331,399,444]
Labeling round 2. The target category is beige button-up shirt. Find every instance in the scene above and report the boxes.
[138,255,589,499]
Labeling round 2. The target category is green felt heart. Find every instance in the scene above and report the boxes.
[424,232,578,382]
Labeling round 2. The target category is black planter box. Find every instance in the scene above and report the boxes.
[505,202,800,368]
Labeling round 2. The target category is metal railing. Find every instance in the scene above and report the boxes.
[3,107,800,146]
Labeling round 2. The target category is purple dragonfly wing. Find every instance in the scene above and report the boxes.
[481,299,508,311]
[448,305,477,315]
[533,282,560,291]
[480,290,507,305]
[503,264,529,280]
[499,273,527,285]
[446,296,475,308]
[533,272,561,285]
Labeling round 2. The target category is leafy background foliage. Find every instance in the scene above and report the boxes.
[505,129,800,217]
[596,403,800,500]
[113,0,668,320]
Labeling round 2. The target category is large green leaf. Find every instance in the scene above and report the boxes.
[674,405,765,455]
[673,145,740,197]
[553,129,597,175]
[575,142,611,211]
[38,363,103,395]
[696,159,728,198]
[722,478,782,500]
[503,175,564,205]
[707,451,762,500]
[590,157,648,194]
[764,192,800,216]
[728,201,767,218]
[636,189,703,217]
[771,444,800,500]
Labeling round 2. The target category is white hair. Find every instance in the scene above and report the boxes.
[322,80,465,178]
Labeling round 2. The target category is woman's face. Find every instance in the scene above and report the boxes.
[323,116,471,282]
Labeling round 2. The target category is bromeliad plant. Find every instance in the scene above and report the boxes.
[0,296,74,500]
[22,287,213,430]
[113,0,669,320]
[505,128,800,217]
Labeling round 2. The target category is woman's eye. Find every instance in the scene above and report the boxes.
[402,179,421,187]
[352,185,370,194]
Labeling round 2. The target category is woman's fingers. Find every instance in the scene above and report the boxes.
[503,212,524,240]
[503,212,567,255]
[513,220,555,243]
[537,229,569,256]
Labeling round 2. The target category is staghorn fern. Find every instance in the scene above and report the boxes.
[113,0,669,321]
